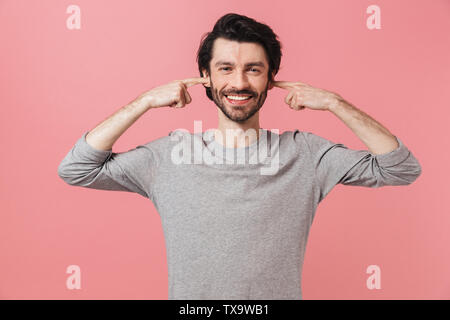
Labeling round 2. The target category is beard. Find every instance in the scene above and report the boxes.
[210,81,269,123]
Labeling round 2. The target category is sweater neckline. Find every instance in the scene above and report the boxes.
[202,128,267,152]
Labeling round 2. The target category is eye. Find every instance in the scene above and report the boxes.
[219,67,260,72]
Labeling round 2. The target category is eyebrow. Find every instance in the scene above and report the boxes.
[214,60,266,68]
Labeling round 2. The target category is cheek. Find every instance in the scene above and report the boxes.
[210,81,225,95]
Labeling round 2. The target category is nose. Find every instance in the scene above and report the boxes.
[229,70,250,92]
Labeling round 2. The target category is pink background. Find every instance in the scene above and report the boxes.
[1,0,449,299]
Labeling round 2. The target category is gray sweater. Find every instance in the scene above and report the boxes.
[57,128,422,299]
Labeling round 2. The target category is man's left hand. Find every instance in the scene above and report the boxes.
[272,80,342,111]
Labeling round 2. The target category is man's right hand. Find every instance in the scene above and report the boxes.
[136,77,210,109]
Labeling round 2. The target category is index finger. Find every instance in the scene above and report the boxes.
[273,81,309,89]
[272,81,296,89]
[182,77,209,88]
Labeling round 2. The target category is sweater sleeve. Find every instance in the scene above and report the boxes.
[300,131,422,203]
[57,131,158,199]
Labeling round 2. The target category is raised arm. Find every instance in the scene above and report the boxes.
[57,77,209,199]
[300,131,422,203]
[274,80,422,202]
[57,93,157,199]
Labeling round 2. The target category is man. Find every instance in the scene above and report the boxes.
[57,13,422,300]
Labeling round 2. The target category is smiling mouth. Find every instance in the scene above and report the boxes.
[224,94,253,105]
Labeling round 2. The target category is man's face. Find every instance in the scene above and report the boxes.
[203,38,274,123]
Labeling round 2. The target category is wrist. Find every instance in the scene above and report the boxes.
[134,94,154,111]
[327,94,344,113]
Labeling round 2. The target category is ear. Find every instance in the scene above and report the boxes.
[268,71,276,90]
[201,69,211,88]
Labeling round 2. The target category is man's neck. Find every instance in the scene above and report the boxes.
[214,112,261,148]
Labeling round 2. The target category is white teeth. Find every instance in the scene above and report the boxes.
[226,95,251,100]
